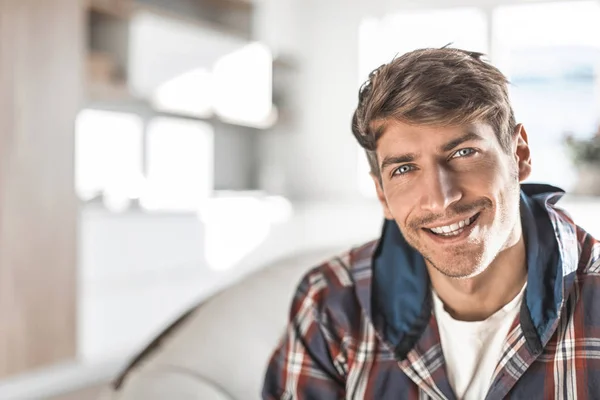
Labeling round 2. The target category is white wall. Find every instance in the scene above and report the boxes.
[213,121,259,190]
[255,0,378,202]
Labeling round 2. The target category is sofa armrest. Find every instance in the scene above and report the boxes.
[104,367,233,400]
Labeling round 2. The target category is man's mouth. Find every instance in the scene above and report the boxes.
[426,213,480,237]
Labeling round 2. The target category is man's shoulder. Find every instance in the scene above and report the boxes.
[547,204,600,276]
[291,239,378,314]
[573,223,600,276]
[302,239,377,287]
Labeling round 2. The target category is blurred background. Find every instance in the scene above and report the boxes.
[1,0,600,398]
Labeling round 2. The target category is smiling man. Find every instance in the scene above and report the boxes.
[262,48,600,399]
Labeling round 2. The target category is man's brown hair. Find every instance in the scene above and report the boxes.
[351,47,516,177]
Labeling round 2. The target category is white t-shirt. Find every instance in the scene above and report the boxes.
[432,284,526,400]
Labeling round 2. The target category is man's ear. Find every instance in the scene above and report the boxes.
[513,124,532,182]
[371,173,394,220]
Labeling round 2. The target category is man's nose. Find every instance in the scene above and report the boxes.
[419,166,462,213]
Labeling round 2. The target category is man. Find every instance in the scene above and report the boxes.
[262,47,600,399]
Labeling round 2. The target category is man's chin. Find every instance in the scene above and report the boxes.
[426,256,485,279]
[439,268,483,280]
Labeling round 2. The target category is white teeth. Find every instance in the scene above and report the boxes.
[429,216,473,236]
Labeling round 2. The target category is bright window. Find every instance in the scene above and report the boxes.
[493,1,600,189]
[151,68,214,118]
[75,109,144,209]
[130,12,275,127]
[359,8,488,83]
[213,42,275,128]
[141,117,214,212]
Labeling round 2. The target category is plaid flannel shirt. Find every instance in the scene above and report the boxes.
[262,184,600,399]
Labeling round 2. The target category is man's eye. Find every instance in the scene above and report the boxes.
[452,148,476,158]
[393,165,414,176]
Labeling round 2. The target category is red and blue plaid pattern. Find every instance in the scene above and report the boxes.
[263,185,600,399]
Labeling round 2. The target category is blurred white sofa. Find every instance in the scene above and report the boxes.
[103,247,346,400]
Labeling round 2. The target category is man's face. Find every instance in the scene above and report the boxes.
[372,120,532,278]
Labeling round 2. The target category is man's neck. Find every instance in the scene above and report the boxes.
[428,234,527,322]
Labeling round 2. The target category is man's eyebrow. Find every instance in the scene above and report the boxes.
[380,153,417,171]
[440,131,483,152]
[379,131,483,171]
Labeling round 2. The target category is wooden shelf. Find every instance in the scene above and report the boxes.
[87,0,133,19]
[201,0,252,12]
[85,81,144,107]
[131,2,250,39]
[133,0,252,39]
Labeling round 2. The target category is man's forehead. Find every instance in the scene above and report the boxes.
[374,120,494,146]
